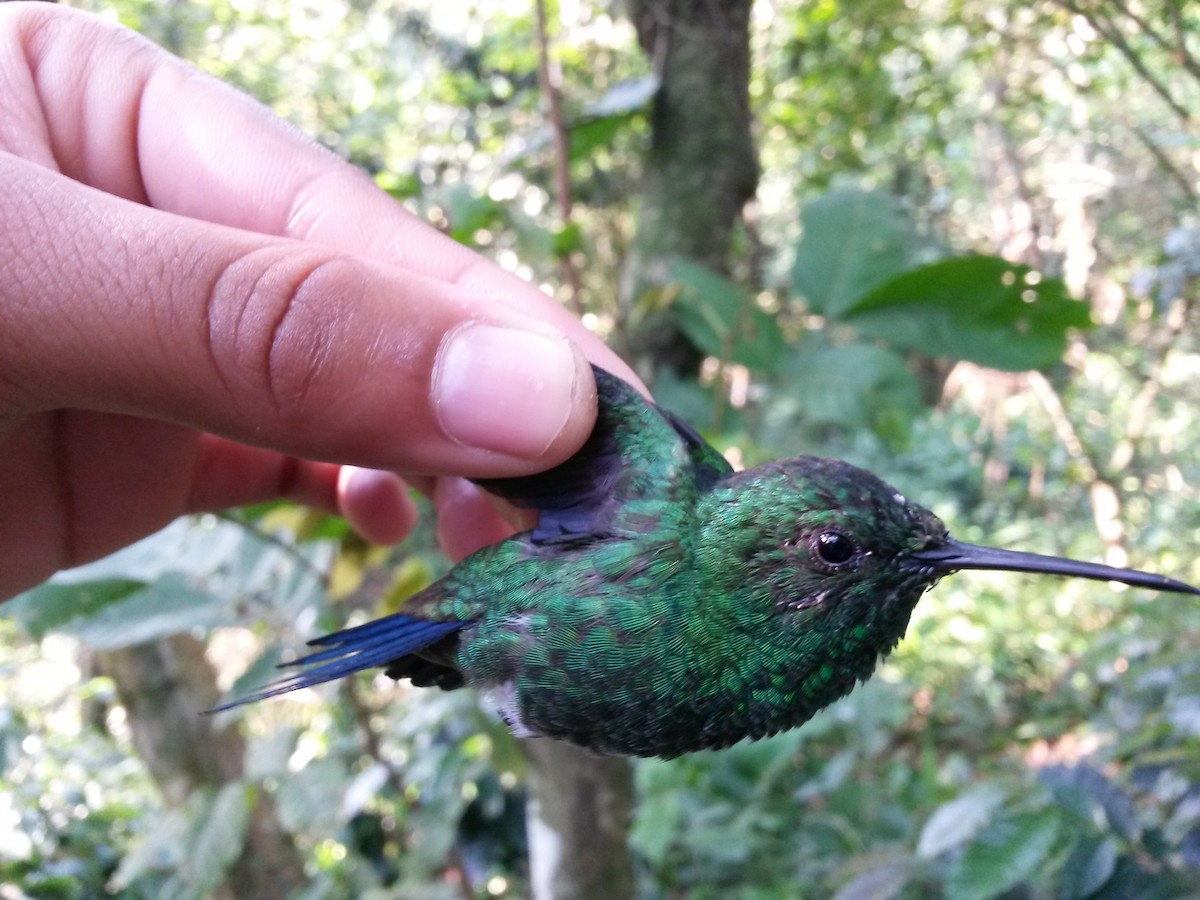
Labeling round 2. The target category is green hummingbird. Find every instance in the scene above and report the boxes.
[223,366,1198,757]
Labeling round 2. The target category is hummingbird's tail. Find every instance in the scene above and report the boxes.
[211,614,466,711]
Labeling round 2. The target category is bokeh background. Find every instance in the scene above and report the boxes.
[3,1,1199,897]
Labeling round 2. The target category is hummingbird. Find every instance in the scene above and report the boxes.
[221,366,1199,757]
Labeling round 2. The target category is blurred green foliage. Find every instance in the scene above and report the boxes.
[4,0,1200,897]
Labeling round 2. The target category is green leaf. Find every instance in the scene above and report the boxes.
[568,114,629,161]
[670,258,786,370]
[438,184,501,242]
[1059,836,1118,899]
[776,338,922,442]
[945,809,1063,900]
[553,221,584,256]
[650,367,732,434]
[792,189,926,318]
[917,782,1009,858]
[217,646,285,719]
[833,862,912,900]
[108,807,190,893]
[4,517,331,650]
[631,790,684,867]
[375,169,421,202]
[182,784,254,899]
[3,579,145,640]
[1039,764,1140,842]
[37,574,229,651]
[243,726,299,782]
[506,210,556,262]
[32,517,207,584]
[276,757,349,836]
[843,256,1091,371]
[568,75,658,161]
[582,75,660,118]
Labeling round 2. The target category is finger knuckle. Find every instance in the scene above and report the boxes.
[206,248,350,426]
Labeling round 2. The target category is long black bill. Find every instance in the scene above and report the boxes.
[911,539,1199,595]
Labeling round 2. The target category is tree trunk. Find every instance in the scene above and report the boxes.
[518,5,756,898]
[524,739,636,900]
[622,0,759,377]
[100,635,306,900]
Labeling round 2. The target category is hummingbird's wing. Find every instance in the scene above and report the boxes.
[659,407,736,493]
[215,366,731,710]
[475,365,733,544]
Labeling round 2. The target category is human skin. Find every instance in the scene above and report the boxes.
[0,3,640,599]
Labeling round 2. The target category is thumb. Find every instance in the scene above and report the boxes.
[0,156,597,477]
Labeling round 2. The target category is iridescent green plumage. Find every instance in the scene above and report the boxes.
[224,367,1199,757]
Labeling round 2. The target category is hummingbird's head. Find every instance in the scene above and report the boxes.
[713,456,952,624]
[686,453,1190,748]
[689,455,1195,750]
[695,456,960,719]
[705,455,1196,645]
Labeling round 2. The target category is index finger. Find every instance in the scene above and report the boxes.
[2,3,638,384]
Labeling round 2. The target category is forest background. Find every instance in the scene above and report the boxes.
[2,1,1199,898]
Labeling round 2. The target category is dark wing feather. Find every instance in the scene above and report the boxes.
[475,365,732,544]
[659,407,734,492]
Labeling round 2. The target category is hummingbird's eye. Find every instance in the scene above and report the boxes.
[815,531,856,567]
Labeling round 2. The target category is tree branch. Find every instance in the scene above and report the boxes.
[534,0,583,316]
[1100,0,1200,85]
[1129,124,1198,201]
[1053,0,1193,127]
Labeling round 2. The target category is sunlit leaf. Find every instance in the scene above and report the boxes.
[438,184,502,242]
[582,75,660,117]
[1039,764,1140,842]
[553,220,585,256]
[568,114,629,161]
[844,256,1091,370]
[4,579,145,640]
[383,556,438,615]
[917,782,1009,858]
[832,861,912,900]
[1059,836,1118,899]
[182,784,254,899]
[777,338,921,442]
[792,189,927,318]
[42,574,229,651]
[568,75,658,161]
[670,258,786,370]
[945,809,1062,900]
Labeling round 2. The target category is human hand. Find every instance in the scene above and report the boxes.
[0,4,639,599]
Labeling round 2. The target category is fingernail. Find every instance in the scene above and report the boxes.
[433,323,582,458]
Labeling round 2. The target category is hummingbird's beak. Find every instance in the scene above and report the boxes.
[910,538,1200,595]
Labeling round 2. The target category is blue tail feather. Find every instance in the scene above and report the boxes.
[283,615,458,667]
[304,612,440,646]
[212,615,465,711]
